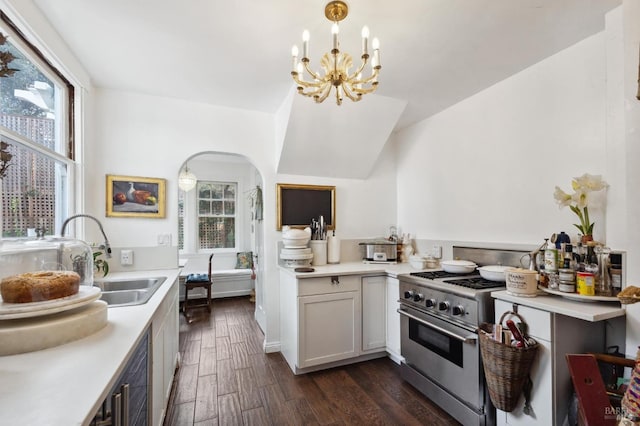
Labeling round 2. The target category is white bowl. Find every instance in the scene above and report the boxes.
[477,265,509,282]
[282,227,311,239]
[409,255,427,270]
[283,236,310,248]
[441,259,477,274]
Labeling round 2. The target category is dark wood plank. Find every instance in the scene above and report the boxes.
[182,339,202,366]
[231,342,251,370]
[199,347,216,377]
[175,364,199,404]
[216,336,231,360]
[216,358,238,396]
[248,354,276,387]
[194,418,218,426]
[228,324,245,344]
[310,369,375,424]
[201,325,217,348]
[236,367,263,411]
[194,373,218,422]
[217,393,243,426]
[168,402,194,426]
[259,384,303,426]
[242,406,271,426]
[215,319,229,337]
[358,359,460,425]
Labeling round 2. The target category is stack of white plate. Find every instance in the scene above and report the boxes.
[280,247,313,268]
[281,226,313,268]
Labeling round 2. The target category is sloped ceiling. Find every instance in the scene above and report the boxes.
[277,93,405,178]
[26,0,621,177]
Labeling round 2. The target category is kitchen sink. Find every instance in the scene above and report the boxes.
[95,277,167,307]
[94,277,166,292]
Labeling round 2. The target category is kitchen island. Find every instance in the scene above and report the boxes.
[0,268,180,426]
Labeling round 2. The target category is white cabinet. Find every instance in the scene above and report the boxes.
[298,290,360,367]
[281,271,371,373]
[494,299,605,426]
[362,276,387,352]
[151,278,179,426]
[385,277,402,363]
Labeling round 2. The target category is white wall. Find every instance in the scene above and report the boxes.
[394,31,609,246]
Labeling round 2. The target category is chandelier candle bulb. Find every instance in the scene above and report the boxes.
[302,30,309,59]
[291,45,298,71]
[361,26,369,56]
[372,38,380,68]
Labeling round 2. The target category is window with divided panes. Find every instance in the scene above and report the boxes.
[197,181,237,249]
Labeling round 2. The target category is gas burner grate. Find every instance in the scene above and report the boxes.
[443,277,506,290]
[410,271,477,280]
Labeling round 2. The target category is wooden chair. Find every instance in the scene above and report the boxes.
[566,353,636,425]
[183,253,213,321]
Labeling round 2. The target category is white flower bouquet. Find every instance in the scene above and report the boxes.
[553,173,608,237]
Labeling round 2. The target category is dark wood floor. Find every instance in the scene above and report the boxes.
[166,296,460,426]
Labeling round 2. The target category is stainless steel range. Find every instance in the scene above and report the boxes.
[398,246,530,426]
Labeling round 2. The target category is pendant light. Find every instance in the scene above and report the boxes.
[178,164,197,192]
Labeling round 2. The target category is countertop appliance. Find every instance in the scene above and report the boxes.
[397,246,530,426]
[359,240,398,262]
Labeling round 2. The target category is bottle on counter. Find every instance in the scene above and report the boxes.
[544,239,558,273]
[595,245,612,297]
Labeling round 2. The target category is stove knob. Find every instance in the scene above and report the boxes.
[438,301,450,311]
[413,293,424,302]
[425,298,436,308]
[404,290,415,299]
[452,305,465,316]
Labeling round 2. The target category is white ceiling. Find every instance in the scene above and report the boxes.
[30,0,620,177]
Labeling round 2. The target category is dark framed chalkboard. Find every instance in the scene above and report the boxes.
[276,183,335,231]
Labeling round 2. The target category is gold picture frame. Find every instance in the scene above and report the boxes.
[276,183,335,230]
[106,175,166,218]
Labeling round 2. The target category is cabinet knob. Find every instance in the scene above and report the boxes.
[331,276,340,285]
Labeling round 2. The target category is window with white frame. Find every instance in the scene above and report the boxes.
[197,181,237,249]
[0,14,74,237]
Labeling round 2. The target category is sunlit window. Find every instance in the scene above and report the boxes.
[0,16,74,237]
[196,181,237,249]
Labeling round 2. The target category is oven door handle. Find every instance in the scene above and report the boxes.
[397,308,477,345]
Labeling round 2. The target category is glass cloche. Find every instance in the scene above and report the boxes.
[0,236,95,286]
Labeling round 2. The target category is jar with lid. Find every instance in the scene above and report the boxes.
[0,237,95,285]
[610,252,623,296]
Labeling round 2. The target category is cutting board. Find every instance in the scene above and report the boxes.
[0,300,108,356]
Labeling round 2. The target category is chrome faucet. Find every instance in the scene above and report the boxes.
[61,214,112,258]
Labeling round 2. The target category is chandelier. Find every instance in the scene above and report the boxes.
[290,1,381,105]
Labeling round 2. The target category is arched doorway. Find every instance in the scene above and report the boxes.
[177,152,265,333]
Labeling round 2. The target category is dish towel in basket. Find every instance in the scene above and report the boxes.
[478,311,539,413]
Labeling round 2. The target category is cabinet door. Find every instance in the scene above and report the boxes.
[298,291,361,368]
[385,277,402,363]
[362,276,387,352]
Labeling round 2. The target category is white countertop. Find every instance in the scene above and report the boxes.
[278,260,425,279]
[0,268,180,426]
[491,290,626,322]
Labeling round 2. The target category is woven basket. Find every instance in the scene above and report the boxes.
[478,311,539,412]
